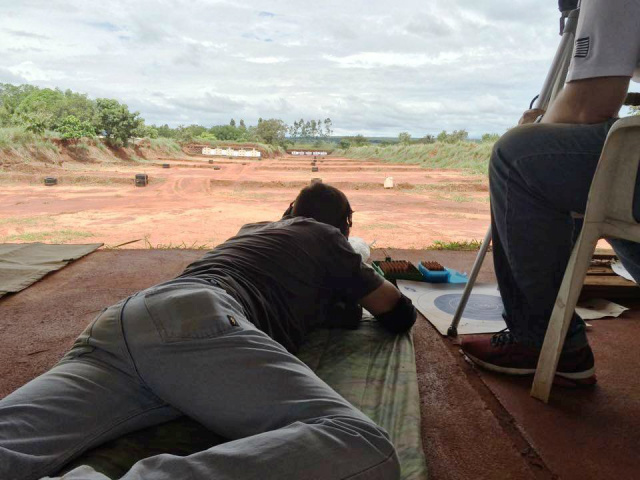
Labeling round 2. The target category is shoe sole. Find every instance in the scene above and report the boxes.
[463,351,596,380]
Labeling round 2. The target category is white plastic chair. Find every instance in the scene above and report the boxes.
[531,116,640,403]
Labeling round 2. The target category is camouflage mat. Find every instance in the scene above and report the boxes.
[61,318,427,479]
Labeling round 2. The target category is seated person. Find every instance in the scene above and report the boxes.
[0,183,416,480]
[462,0,640,385]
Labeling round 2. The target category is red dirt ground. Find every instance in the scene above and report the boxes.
[0,154,490,249]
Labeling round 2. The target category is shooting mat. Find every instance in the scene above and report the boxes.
[0,243,102,298]
[397,280,507,335]
[59,317,428,480]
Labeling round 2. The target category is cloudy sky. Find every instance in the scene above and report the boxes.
[0,1,591,137]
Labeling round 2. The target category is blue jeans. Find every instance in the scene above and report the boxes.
[0,280,399,480]
[489,120,640,351]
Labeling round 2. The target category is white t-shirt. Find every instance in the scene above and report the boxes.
[567,0,640,83]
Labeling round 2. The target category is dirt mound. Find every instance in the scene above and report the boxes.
[255,165,425,172]
[396,182,489,193]
[0,138,185,172]
[0,172,146,186]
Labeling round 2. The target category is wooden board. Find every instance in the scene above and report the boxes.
[580,253,640,300]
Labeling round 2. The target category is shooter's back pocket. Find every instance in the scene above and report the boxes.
[144,286,239,343]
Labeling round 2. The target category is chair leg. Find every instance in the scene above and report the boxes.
[447,226,492,336]
[530,227,600,403]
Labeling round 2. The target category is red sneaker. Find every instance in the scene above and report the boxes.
[461,330,596,386]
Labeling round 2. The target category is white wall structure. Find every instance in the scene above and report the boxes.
[202,147,261,158]
[289,151,328,156]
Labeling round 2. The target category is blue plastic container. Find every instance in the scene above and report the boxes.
[418,262,450,283]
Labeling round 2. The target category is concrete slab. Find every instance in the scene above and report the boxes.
[0,249,204,398]
[376,250,640,480]
[1,248,639,479]
[475,314,640,480]
[372,250,547,480]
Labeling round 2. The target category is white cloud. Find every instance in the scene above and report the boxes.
[324,52,464,69]
[7,61,67,82]
[244,56,289,64]
[0,0,577,137]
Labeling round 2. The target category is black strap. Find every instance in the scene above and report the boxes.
[558,0,579,12]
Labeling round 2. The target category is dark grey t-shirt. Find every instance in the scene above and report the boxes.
[178,217,384,353]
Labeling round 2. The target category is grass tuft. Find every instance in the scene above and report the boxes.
[427,239,485,251]
[142,235,211,250]
[2,230,94,243]
[335,141,496,175]
[149,137,181,154]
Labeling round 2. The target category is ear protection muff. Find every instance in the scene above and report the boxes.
[283,201,295,217]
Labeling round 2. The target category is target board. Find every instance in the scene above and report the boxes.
[396,280,507,335]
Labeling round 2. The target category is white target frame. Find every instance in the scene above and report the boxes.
[397,280,507,335]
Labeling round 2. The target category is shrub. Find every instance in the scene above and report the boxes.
[56,115,96,139]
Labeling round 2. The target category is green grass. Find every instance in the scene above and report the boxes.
[335,141,495,174]
[0,127,60,155]
[289,141,335,152]
[445,194,473,203]
[428,239,484,251]
[0,216,52,226]
[141,235,211,249]
[69,141,90,152]
[2,230,94,243]
[149,137,181,153]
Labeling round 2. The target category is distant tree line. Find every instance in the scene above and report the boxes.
[288,118,333,142]
[154,117,290,147]
[1,82,508,150]
[0,83,148,146]
[336,129,501,150]
[0,83,303,148]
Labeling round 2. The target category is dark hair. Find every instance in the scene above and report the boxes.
[289,183,353,236]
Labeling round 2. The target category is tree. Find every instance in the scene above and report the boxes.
[338,138,350,149]
[132,124,158,139]
[95,98,143,146]
[154,124,177,138]
[481,133,500,143]
[175,124,208,142]
[14,88,63,130]
[421,134,435,144]
[239,119,246,130]
[230,118,236,127]
[255,118,288,145]
[398,132,411,144]
[323,118,333,137]
[210,124,243,141]
[195,132,218,143]
[349,134,368,146]
[56,115,96,139]
[23,112,49,135]
[289,120,299,140]
[0,83,38,126]
[437,129,469,143]
[58,89,98,127]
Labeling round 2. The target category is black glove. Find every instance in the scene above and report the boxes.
[375,294,416,333]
